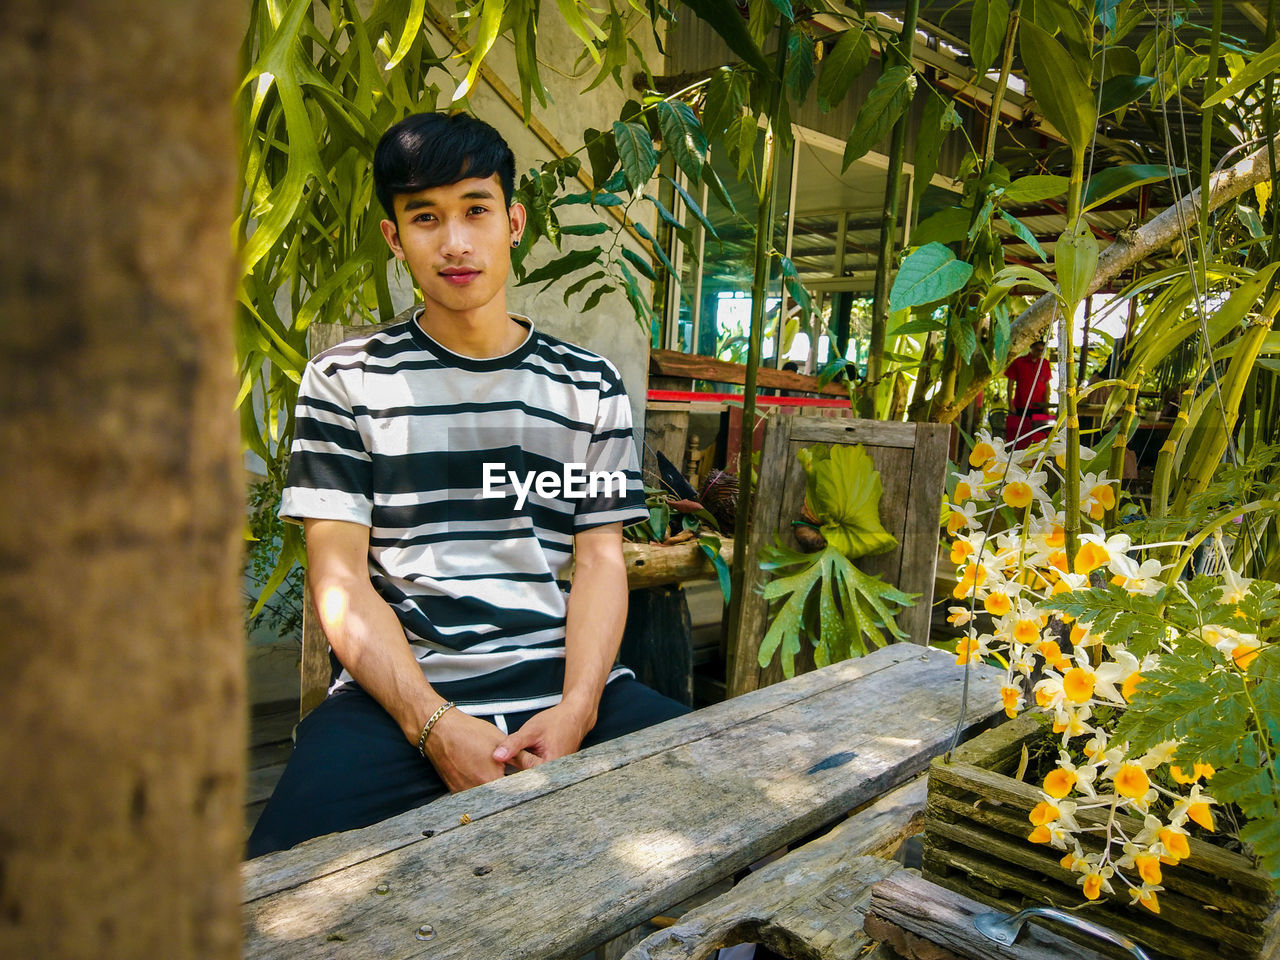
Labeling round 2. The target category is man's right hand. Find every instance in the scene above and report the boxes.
[424,708,538,792]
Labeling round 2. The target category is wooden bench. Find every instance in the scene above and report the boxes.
[242,644,1003,959]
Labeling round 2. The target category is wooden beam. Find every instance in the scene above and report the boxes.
[650,349,850,396]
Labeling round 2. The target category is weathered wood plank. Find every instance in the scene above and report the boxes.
[865,871,1119,960]
[242,647,1003,959]
[726,418,794,697]
[897,423,952,643]
[783,418,921,449]
[246,644,938,901]
[622,777,928,960]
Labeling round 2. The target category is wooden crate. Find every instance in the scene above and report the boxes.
[922,712,1279,960]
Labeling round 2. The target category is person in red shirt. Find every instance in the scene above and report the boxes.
[1004,339,1053,449]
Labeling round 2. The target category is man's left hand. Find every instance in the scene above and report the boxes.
[492,701,596,767]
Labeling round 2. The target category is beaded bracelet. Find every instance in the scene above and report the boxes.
[417,701,456,758]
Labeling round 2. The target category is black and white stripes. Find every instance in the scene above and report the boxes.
[281,313,647,715]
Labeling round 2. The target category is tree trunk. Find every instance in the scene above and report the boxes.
[931,131,1280,424]
[0,5,245,959]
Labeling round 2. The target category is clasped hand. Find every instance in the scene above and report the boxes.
[425,701,593,793]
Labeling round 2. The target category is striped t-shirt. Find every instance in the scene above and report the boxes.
[280,313,648,715]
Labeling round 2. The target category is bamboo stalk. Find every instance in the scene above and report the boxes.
[726,22,791,683]
[1062,150,1086,573]
[868,0,922,394]
[1106,379,1140,530]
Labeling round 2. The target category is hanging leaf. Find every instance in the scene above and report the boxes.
[786,32,816,103]
[999,210,1048,262]
[621,246,657,281]
[613,120,658,190]
[767,0,796,20]
[910,95,950,222]
[633,220,678,276]
[1000,174,1069,203]
[584,127,618,189]
[559,222,611,236]
[970,0,1011,77]
[702,66,747,136]
[679,0,772,73]
[949,312,979,363]
[1083,164,1182,210]
[889,242,973,312]
[582,284,615,312]
[818,26,871,112]
[1098,73,1156,114]
[517,246,604,287]
[667,175,721,240]
[1018,20,1097,158]
[725,113,759,180]
[562,269,607,305]
[1237,203,1266,239]
[842,66,916,169]
[1054,218,1099,308]
[656,100,710,182]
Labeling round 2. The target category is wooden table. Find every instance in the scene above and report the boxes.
[242,644,1002,960]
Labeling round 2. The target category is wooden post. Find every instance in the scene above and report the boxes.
[0,4,245,958]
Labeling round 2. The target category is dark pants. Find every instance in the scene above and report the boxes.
[247,677,689,858]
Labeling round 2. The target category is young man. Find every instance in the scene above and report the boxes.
[247,112,688,858]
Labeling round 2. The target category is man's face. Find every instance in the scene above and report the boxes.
[380,174,526,318]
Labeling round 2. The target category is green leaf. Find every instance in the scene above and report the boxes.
[621,246,657,280]
[1202,36,1280,106]
[701,66,747,136]
[889,314,948,336]
[517,246,604,287]
[912,206,970,246]
[842,66,916,169]
[786,32,816,103]
[1000,174,1069,203]
[767,0,795,20]
[950,312,979,363]
[656,100,709,182]
[970,0,1011,77]
[582,283,615,311]
[1083,164,1181,211]
[1098,73,1156,114]
[667,175,721,240]
[1237,203,1266,239]
[613,120,658,191]
[698,534,732,603]
[911,95,950,221]
[889,242,973,312]
[1018,20,1097,158]
[452,0,504,101]
[999,210,1048,262]
[554,0,606,57]
[804,444,899,559]
[584,127,618,189]
[725,113,759,180]
[633,220,678,276]
[818,27,871,112]
[562,269,607,304]
[1054,218,1098,308]
[679,0,771,73]
[559,221,611,236]
[645,192,684,230]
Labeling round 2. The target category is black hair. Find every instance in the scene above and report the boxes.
[373,112,516,221]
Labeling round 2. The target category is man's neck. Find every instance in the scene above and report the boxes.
[416,304,526,359]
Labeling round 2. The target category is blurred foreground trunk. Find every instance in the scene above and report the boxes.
[0,4,245,958]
